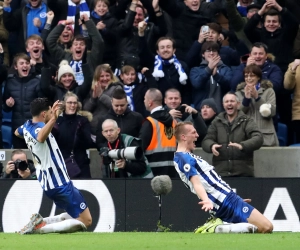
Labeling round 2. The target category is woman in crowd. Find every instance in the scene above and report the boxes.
[41,58,92,103]
[83,64,123,139]
[52,92,94,179]
[236,64,278,146]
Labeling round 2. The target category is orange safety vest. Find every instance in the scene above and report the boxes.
[145,117,176,168]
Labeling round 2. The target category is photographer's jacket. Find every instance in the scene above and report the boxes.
[102,134,153,178]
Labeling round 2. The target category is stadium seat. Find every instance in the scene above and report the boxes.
[2,110,12,126]
[2,125,12,149]
[277,122,287,146]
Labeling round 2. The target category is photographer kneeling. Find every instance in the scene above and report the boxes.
[99,119,153,178]
[1,149,36,179]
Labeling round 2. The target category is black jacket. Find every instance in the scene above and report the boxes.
[96,107,144,149]
[52,112,94,179]
[116,9,167,69]
[139,36,192,104]
[91,12,119,69]
[3,3,50,53]
[159,0,221,60]
[244,9,298,72]
[3,73,44,130]
[46,20,104,71]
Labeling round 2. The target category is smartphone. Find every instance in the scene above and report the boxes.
[202,25,209,33]
[176,105,186,114]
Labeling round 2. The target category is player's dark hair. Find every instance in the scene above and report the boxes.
[30,98,52,117]
[112,88,127,100]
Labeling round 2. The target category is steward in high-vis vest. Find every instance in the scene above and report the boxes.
[140,109,178,177]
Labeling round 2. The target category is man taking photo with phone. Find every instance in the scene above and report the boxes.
[163,88,207,147]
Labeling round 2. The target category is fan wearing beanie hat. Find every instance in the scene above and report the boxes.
[58,60,76,88]
[200,98,218,114]
[200,98,218,126]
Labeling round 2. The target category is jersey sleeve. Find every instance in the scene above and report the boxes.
[29,122,45,140]
[178,154,198,180]
[17,125,24,137]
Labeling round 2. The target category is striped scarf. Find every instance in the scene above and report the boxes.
[124,85,135,111]
[67,0,90,30]
[152,54,187,85]
[70,60,84,85]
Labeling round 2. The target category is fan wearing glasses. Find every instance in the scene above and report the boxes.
[52,91,94,179]
[190,41,232,113]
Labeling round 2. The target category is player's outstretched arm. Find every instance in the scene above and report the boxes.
[37,100,62,143]
[190,175,213,212]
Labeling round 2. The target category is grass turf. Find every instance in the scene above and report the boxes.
[1,232,300,250]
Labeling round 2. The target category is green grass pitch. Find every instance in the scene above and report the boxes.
[1,232,300,250]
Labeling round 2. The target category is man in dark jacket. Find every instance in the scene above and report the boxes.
[116,0,167,71]
[46,14,104,85]
[96,88,144,149]
[190,41,232,112]
[3,53,44,148]
[139,88,178,177]
[202,92,263,177]
[3,0,49,53]
[185,22,241,68]
[139,34,192,104]
[163,88,207,147]
[231,42,283,94]
[158,0,221,61]
[244,1,298,73]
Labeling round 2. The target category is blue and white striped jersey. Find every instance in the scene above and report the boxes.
[174,152,232,212]
[18,120,70,191]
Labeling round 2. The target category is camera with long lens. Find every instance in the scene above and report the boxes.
[13,159,28,171]
[107,146,143,160]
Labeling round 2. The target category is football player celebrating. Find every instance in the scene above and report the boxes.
[173,121,273,233]
[15,98,92,234]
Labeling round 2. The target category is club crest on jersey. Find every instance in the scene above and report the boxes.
[80,202,86,210]
[35,128,41,134]
[183,164,191,172]
[242,206,249,213]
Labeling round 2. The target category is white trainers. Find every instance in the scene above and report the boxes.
[19,213,45,235]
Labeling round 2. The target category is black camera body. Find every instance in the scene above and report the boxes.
[13,160,28,171]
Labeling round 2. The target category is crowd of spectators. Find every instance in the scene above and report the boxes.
[1,0,300,178]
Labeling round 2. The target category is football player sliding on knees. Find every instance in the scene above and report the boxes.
[15,98,92,234]
[173,121,273,234]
